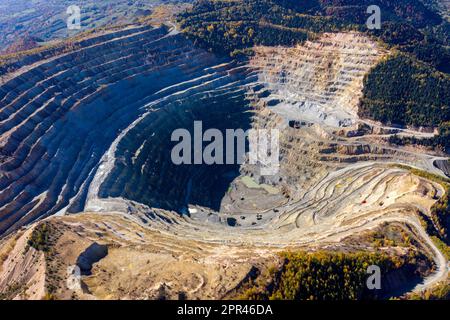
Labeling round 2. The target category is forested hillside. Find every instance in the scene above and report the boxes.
[359,54,450,128]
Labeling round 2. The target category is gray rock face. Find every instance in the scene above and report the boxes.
[434,159,450,177]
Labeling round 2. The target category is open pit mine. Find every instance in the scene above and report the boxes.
[0,18,448,300]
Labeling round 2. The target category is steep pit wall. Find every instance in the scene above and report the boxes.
[0,25,256,235]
